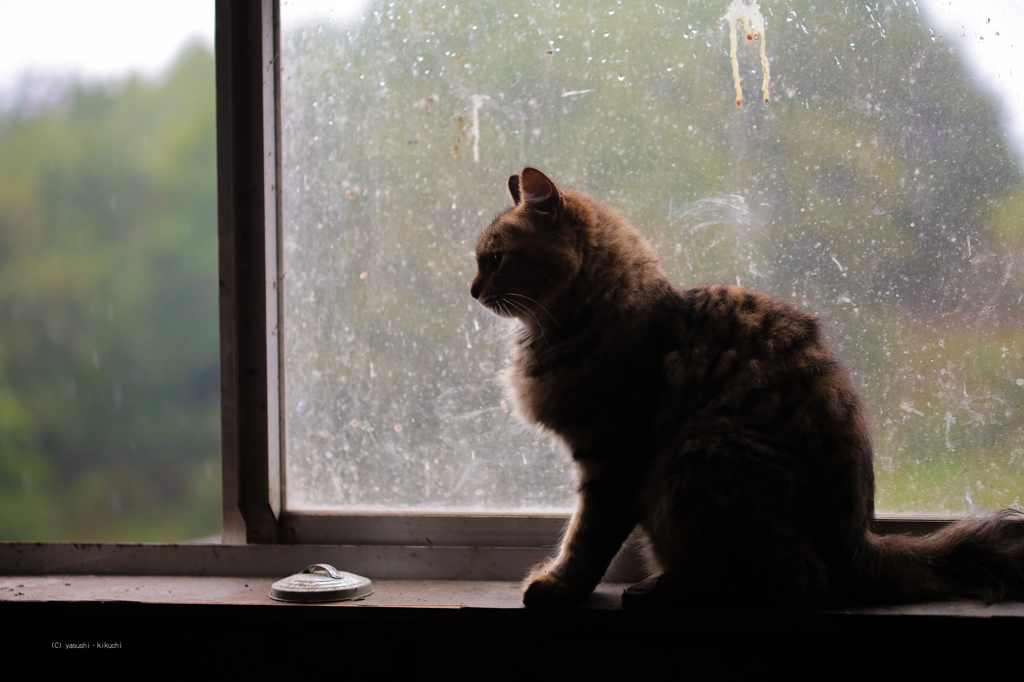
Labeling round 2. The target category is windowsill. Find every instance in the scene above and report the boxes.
[5,522,1023,651]
[4,573,1024,616]
[6,574,1024,652]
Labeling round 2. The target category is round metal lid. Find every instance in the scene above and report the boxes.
[269,564,374,603]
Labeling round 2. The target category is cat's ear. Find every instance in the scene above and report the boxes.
[519,167,564,213]
[507,174,522,205]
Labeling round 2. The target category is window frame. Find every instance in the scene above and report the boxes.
[216,0,283,546]
[0,0,986,583]
[216,0,573,551]
[217,0,988,556]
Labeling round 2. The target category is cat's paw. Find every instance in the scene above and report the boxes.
[522,566,591,608]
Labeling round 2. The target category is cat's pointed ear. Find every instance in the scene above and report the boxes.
[507,174,522,205]
[519,167,564,213]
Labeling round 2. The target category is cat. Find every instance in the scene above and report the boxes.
[470,166,1024,609]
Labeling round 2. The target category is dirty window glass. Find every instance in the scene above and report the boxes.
[280,0,1024,514]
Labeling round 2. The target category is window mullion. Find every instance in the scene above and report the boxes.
[216,0,284,544]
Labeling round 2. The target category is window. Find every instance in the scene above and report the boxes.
[247,0,1024,550]
[3,0,1019,584]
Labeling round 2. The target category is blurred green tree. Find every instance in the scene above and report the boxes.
[0,43,220,541]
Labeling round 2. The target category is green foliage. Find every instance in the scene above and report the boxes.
[0,43,219,541]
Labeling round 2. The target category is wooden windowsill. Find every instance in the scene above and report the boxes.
[3,574,1024,617]
[5,574,1024,655]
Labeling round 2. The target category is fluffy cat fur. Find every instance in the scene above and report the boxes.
[470,166,1024,609]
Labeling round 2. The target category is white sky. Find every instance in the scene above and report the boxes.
[918,0,1024,164]
[0,0,214,92]
[0,1,1021,161]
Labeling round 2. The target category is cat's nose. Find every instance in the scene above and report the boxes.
[470,275,482,299]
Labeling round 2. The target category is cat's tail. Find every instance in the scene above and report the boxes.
[855,509,1024,604]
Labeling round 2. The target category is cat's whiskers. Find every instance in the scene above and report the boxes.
[505,292,558,326]
[504,306,542,368]
[483,295,509,318]
[501,296,549,344]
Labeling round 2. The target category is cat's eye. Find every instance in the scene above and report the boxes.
[493,252,503,268]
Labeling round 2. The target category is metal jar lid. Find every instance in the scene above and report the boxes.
[270,564,374,603]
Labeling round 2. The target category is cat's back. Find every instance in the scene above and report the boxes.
[652,282,876,547]
[659,283,870,460]
[662,283,837,394]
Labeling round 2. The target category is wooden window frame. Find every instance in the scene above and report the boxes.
[216,0,577,561]
[0,0,981,582]
[218,0,965,547]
